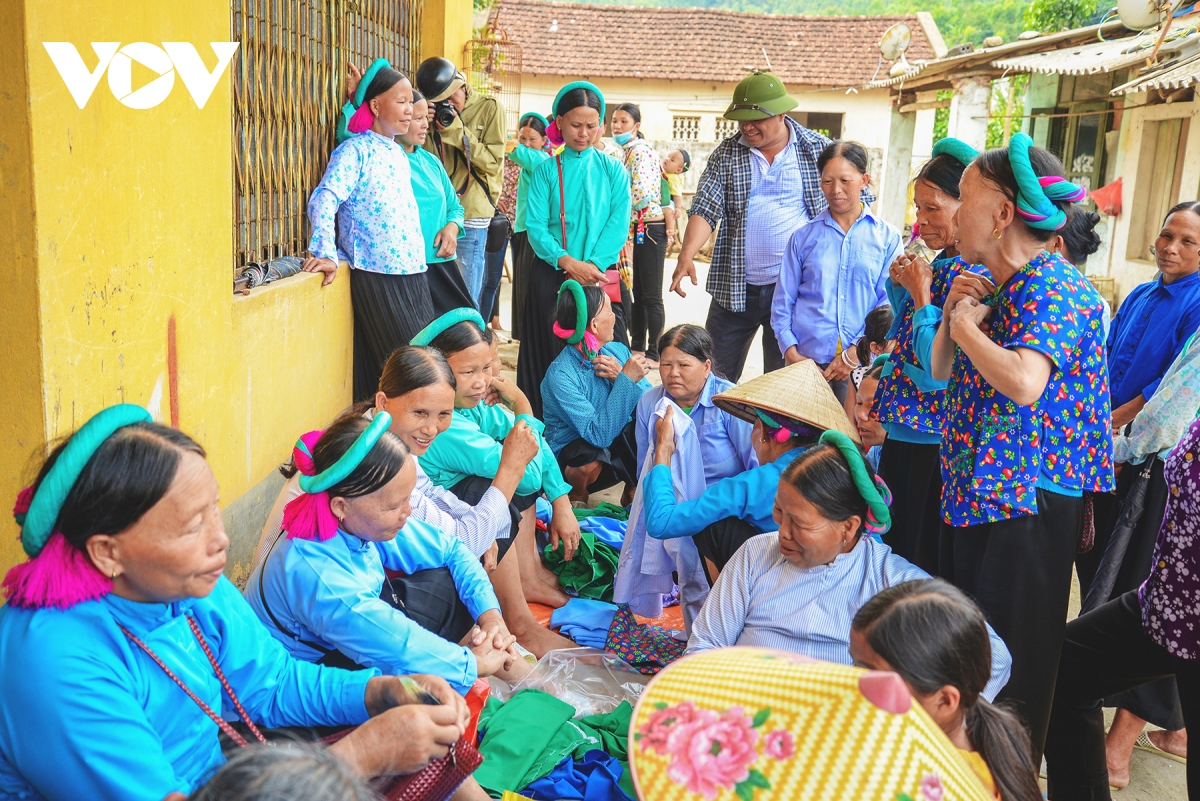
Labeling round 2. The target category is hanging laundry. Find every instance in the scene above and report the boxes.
[523,751,636,801]
[604,605,686,675]
[551,598,619,649]
[543,530,620,602]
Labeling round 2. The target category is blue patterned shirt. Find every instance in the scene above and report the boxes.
[688,118,874,312]
[542,341,653,454]
[307,131,426,275]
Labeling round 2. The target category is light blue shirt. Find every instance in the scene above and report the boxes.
[645,448,804,540]
[0,578,373,801]
[635,375,758,487]
[542,341,653,454]
[247,521,499,695]
[743,126,809,285]
[687,533,1012,702]
[307,130,426,275]
[772,206,901,364]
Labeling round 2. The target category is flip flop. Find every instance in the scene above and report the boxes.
[1134,731,1188,765]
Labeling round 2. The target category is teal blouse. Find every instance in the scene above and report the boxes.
[525,146,631,269]
[407,145,465,265]
[507,144,550,234]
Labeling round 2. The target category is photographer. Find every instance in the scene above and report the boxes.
[415,57,507,315]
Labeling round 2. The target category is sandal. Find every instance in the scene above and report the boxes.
[1134,731,1188,764]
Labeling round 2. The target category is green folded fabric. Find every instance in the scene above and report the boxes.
[543,530,620,602]
[573,701,632,762]
[572,501,630,522]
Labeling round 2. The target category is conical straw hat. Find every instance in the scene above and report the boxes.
[712,360,861,444]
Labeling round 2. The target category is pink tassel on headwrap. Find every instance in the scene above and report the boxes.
[347,102,376,135]
[552,322,601,359]
[282,430,341,542]
[546,120,564,148]
[2,532,113,610]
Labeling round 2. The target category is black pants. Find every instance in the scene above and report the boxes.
[1045,591,1200,800]
[878,439,943,576]
[705,284,785,382]
[940,489,1082,762]
[426,259,474,317]
[557,419,639,492]
[631,221,667,359]
[480,235,508,321]
[694,517,760,576]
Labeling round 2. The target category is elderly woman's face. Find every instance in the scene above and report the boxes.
[588,294,617,346]
[658,346,710,407]
[94,450,229,604]
[1154,210,1200,282]
[378,382,455,456]
[951,165,1006,266]
[772,480,861,569]
[369,78,414,138]
[913,179,961,252]
[334,457,417,543]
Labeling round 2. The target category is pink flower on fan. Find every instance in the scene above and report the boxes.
[638,701,706,755]
[763,728,794,760]
[665,706,760,799]
[920,774,945,801]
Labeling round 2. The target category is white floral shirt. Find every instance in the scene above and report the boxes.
[307,131,425,275]
[622,139,664,222]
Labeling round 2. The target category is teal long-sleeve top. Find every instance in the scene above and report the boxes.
[508,143,550,233]
[644,448,806,540]
[419,401,572,501]
[407,145,465,264]
[246,521,498,695]
[541,341,653,454]
[525,145,631,269]
[0,577,374,801]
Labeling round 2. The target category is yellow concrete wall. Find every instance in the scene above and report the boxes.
[422,0,475,65]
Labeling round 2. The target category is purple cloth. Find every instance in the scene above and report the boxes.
[1140,416,1200,661]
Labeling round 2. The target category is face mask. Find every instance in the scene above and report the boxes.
[614,131,634,146]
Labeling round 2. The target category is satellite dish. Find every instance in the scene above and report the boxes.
[1117,0,1183,30]
[880,22,913,62]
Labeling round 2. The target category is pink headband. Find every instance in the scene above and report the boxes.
[281,430,341,542]
[347,102,376,135]
[552,321,601,359]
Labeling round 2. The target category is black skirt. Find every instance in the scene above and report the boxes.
[877,439,943,576]
[349,268,435,402]
[426,259,474,317]
[556,419,639,492]
[510,232,530,341]
[515,254,569,420]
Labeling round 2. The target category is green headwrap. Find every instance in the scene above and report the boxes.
[520,111,549,129]
[930,137,979,166]
[552,81,605,122]
[354,58,393,108]
[410,308,487,347]
[554,280,600,359]
[818,430,892,537]
[298,411,393,494]
[1007,132,1088,231]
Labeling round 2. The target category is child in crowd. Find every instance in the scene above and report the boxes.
[854,362,887,472]
[851,579,1043,801]
[662,149,690,250]
[847,304,895,421]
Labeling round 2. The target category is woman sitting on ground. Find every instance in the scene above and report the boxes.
[851,579,1042,801]
[248,412,531,694]
[634,324,757,485]
[0,404,485,800]
[541,280,652,504]
[417,309,583,611]
[252,346,569,656]
[643,360,854,573]
[686,429,1012,701]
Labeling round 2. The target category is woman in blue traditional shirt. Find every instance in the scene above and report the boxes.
[249,412,530,695]
[305,61,433,401]
[634,324,758,487]
[927,133,1112,761]
[685,429,1013,702]
[507,112,551,343]
[875,137,977,573]
[515,81,632,419]
[542,280,651,504]
[0,404,483,801]
[771,141,901,403]
[418,309,583,612]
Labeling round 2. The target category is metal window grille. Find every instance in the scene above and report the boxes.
[463,26,523,138]
[231,0,421,274]
[714,117,738,142]
[672,115,700,142]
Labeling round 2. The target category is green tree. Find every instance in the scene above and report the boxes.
[1023,0,1100,32]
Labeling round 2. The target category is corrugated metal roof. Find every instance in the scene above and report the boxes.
[990,33,1173,75]
[1113,50,1200,92]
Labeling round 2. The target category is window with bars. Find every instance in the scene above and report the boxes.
[231,0,421,275]
[672,115,700,142]
[714,117,738,142]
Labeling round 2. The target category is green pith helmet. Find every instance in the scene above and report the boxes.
[724,71,798,121]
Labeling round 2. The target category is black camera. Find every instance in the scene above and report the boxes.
[432,100,457,129]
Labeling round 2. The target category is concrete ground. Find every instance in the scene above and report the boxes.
[494,257,1186,799]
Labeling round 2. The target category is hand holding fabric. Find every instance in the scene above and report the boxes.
[944,271,996,315]
[654,406,677,466]
[592,354,623,382]
[948,296,993,342]
[550,494,582,562]
[890,253,933,307]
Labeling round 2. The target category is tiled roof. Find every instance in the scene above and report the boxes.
[491,0,939,86]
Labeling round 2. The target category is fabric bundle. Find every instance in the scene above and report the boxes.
[543,530,620,602]
[551,598,619,649]
[604,605,687,676]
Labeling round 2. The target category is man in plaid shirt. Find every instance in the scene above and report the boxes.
[670,72,872,381]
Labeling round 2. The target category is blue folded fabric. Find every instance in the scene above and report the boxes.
[523,751,636,801]
[579,516,626,549]
[550,598,619,649]
[536,496,553,526]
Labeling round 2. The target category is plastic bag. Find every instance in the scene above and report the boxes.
[488,648,649,717]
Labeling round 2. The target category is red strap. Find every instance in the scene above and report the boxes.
[119,615,268,747]
[556,154,568,251]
